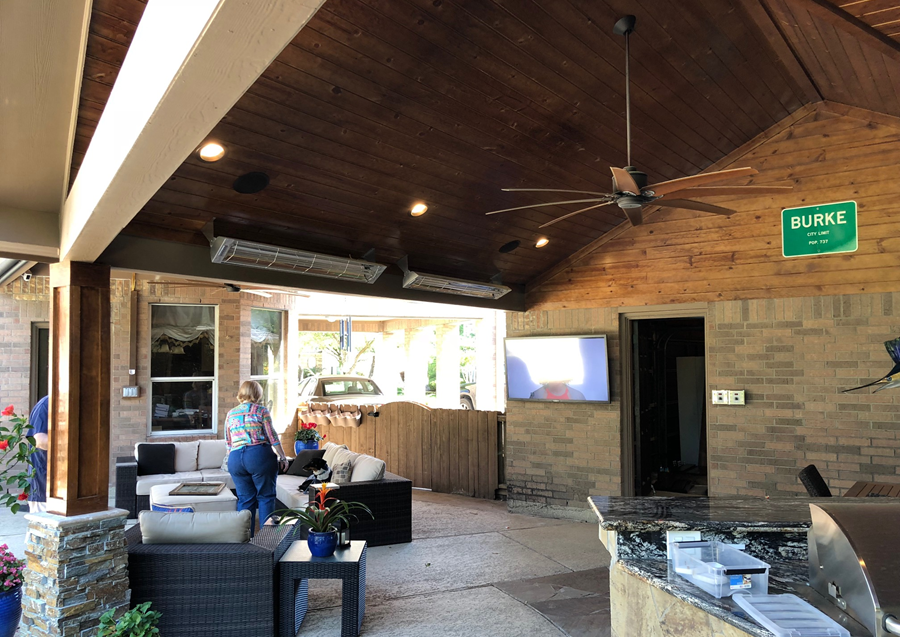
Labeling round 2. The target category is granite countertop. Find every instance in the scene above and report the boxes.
[589,496,896,533]
[618,558,869,637]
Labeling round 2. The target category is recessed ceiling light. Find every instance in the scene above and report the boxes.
[535,237,549,248]
[410,203,428,216]
[499,240,520,253]
[199,142,225,162]
[233,172,270,194]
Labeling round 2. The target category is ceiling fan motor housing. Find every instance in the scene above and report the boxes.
[617,196,644,209]
[624,166,648,189]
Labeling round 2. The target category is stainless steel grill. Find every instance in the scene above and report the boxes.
[809,503,900,636]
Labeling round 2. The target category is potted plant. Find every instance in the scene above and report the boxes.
[276,487,372,557]
[294,421,325,454]
[0,544,25,637]
[98,601,162,637]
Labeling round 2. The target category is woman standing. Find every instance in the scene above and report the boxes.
[225,381,289,530]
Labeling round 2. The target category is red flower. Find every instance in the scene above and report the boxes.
[17,493,27,501]
[0,441,7,451]
[321,434,326,439]
[1,405,13,417]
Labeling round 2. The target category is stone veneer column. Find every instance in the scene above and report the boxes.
[21,508,130,637]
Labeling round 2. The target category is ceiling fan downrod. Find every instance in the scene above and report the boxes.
[613,15,636,171]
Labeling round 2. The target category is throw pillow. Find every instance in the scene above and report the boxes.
[150,504,195,513]
[286,449,326,476]
[331,459,352,485]
[136,443,176,476]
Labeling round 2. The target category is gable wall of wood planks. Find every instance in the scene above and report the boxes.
[528,105,900,310]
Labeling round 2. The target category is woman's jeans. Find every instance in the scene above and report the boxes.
[228,444,278,532]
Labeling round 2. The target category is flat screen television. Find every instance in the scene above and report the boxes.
[505,335,610,403]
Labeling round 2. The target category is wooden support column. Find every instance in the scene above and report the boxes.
[47,262,111,516]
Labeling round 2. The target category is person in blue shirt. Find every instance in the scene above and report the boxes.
[26,396,49,512]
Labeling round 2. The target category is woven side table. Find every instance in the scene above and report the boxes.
[278,540,366,637]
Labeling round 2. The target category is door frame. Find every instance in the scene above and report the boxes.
[30,321,50,407]
[618,304,708,496]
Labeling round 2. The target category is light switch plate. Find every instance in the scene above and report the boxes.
[729,390,745,405]
[711,390,728,405]
[667,530,702,559]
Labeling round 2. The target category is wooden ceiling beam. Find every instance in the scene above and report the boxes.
[791,0,900,64]
[738,0,823,103]
[59,0,327,263]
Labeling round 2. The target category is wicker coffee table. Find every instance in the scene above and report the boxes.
[278,540,366,637]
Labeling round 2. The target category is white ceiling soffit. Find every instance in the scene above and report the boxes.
[0,0,91,260]
[60,0,327,264]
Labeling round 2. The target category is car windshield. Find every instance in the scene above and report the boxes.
[321,379,380,396]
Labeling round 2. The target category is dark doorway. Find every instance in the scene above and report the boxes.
[30,322,50,406]
[632,317,706,496]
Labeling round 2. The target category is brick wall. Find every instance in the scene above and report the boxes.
[505,307,621,520]
[506,291,900,515]
[0,277,303,488]
[0,278,50,416]
[708,293,900,497]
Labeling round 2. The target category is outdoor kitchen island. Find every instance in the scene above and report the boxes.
[590,496,877,637]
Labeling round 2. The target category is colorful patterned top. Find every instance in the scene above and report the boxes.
[224,402,282,452]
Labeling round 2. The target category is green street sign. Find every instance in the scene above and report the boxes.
[781,201,858,258]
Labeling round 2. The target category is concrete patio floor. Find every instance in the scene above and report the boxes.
[296,490,613,637]
[0,491,613,637]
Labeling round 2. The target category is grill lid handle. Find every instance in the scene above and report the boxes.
[885,615,900,637]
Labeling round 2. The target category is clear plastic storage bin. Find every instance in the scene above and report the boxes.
[732,593,850,637]
[671,540,770,599]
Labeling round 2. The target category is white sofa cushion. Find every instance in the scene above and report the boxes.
[330,446,357,466]
[200,469,235,489]
[198,439,227,469]
[139,510,251,544]
[351,454,386,482]
[322,442,348,466]
[173,441,200,472]
[275,475,311,510]
[136,471,205,496]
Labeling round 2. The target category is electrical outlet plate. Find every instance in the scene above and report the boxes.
[667,530,702,559]
[729,390,745,405]
[711,390,728,405]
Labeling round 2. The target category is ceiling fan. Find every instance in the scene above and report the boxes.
[486,15,792,229]
[152,280,310,299]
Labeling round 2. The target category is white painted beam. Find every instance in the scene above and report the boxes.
[60,0,327,263]
[0,0,91,215]
[0,207,59,261]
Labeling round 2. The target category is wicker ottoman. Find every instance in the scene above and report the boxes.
[149,483,237,512]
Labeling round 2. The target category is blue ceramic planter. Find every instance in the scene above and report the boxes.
[0,585,22,638]
[307,530,338,557]
[295,440,319,455]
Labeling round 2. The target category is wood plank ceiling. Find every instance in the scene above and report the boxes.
[70,0,899,288]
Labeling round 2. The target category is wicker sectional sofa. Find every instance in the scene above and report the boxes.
[116,440,412,547]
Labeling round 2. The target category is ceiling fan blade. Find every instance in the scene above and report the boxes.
[645,167,759,197]
[253,289,310,298]
[245,290,273,298]
[502,188,613,197]
[486,198,611,215]
[657,199,736,216]
[623,207,643,226]
[610,167,640,194]
[539,201,616,228]
[664,185,793,198]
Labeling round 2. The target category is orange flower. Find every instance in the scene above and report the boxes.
[0,441,7,451]
[1,406,13,417]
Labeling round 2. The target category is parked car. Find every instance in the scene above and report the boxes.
[460,384,476,410]
[298,375,387,406]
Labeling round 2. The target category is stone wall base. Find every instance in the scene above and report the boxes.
[21,508,131,637]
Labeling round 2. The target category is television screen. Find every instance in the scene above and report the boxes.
[505,335,610,403]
